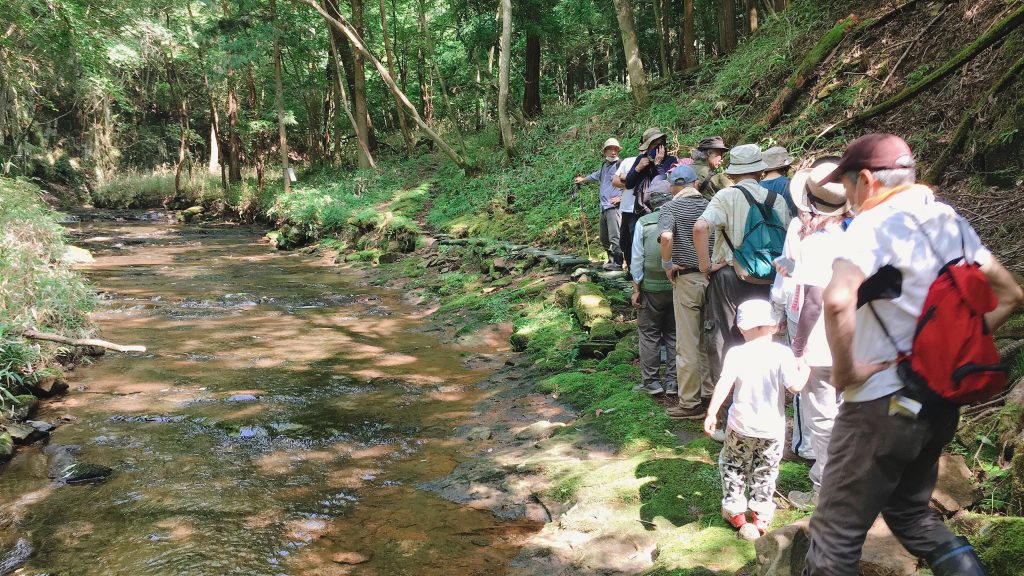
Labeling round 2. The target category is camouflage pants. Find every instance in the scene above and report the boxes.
[719,428,783,520]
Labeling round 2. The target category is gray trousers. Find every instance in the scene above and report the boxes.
[638,290,676,386]
[706,266,770,381]
[804,366,840,489]
[599,207,622,260]
[804,393,960,576]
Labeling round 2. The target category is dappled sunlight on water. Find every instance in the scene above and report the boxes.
[0,220,532,575]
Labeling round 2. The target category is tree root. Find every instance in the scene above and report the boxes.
[21,330,147,354]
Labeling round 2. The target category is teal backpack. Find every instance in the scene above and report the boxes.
[721,185,787,283]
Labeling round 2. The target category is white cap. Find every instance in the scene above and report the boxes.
[602,138,621,151]
[736,299,776,331]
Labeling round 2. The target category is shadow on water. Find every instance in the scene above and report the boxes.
[0,220,537,575]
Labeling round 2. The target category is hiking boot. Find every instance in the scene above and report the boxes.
[664,383,678,396]
[788,490,819,510]
[750,512,771,535]
[928,537,987,576]
[710,428,726,442]
[602,261,620,271]
[666,405,705,420]
[633,381,664,395]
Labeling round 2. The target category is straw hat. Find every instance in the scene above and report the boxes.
[790,158,849,216]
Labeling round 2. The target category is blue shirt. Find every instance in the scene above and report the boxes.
[585,160,622,210]
[761,176,798,219]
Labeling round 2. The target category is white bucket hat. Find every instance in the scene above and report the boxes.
[789,158,849,217]
[736,299,776,331]
[602,138,622,152]
[724,144,768,176]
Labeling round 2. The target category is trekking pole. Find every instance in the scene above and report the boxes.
[571,182,593,261]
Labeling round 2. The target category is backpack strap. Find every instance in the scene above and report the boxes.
[735,184,778,227]
[867,301,906,356]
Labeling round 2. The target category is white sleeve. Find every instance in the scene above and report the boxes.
[836,216,889,278]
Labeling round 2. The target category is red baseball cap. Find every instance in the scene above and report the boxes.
[821,133,915,183]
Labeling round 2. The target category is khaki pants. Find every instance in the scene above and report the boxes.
[672,271,711,409]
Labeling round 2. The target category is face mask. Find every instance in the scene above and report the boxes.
[605,155,619,162]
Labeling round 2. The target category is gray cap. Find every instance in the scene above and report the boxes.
[724,144,768,176]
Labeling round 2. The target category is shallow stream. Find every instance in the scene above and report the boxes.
[0,219,534,575]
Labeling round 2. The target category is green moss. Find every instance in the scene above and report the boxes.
[589,318,618,341]
[547,474,583,503]
[572,282,613,330]
[636,457,722,527]
[976,517,1024,576]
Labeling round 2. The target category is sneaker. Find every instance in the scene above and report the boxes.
[721,508,747,529]
[664,383,678,396]
[750,512,771,535]
[632,381,664,395]
[788,490,819,509]
[710,428,726,442]
[666,405,705,420]
[602,261,619,271]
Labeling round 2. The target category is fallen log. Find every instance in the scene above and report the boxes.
[924,51,1024,184]
[824,4,1024,135]
[21,330,147,354]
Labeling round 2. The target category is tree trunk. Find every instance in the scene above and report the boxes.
[773,0,787,11]
[719,0,737,55]
[349,0,373,168]
[227,85,242,183]
[328,25,377,167]
[295,0,472,169]
[745,0,758,35]
[611,0,649,105]
[652,0,670,78]
[523,34,542,118]
[204,75,221,176]
[379,0,414,154]
[271,0,290,193]
[415,2,433,125]
[682,0,697,71]
[497,0,514,156]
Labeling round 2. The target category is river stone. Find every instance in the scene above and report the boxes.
[571,282,612,330]
[0,432,13,463]
[27,420,55,433]
[0,538,32,575]
[5,422,46,445]
[60,462,113,485]
[30,374,68,397]
[932,454,982,515]
[514,421,566,441]
[465,426,492,441]
[178,206,204,223]
[61,245,95,264]
[226,394,259,402]
[10,395,38,421]
[755,516,917,576]
[332,551,371,565]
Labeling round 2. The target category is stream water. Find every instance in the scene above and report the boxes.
[0,219,535,575]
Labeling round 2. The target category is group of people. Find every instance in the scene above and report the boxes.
[575,131,1024,575]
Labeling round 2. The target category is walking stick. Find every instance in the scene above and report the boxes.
[570,183,593,261]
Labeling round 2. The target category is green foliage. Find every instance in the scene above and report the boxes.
[92,172,224,209]
[975,517,1024,576]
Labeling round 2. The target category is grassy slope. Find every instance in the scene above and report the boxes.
[0,178,94,399]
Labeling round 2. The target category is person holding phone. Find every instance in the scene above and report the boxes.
[624,127,678,217]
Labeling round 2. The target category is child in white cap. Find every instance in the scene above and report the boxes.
[704,298,806,540]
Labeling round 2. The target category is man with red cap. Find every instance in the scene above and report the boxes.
[804,134,1024,576]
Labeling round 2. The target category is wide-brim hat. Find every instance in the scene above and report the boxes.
[762,146,795,171]
[724,144,768,176]
[639,128,666,152]
[790,160,849,216]
[602,137,622,152]
[696,136,728,152]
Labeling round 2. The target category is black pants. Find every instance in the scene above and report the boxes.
[803,393,960,575]
[620,211,641,268]
[705,265,770,382]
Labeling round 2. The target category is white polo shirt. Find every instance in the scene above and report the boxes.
[836,185,991,403]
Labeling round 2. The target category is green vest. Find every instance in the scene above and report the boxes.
[638,211,672,292]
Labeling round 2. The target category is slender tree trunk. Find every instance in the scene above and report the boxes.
[379,0,414,154]
[497,0,514,156]
[652,0,670,78]
[682,0,697,71]
[271,0,290,192]
[719,0,737,54]
[328,26,377,167]
[295,0,471,169]
[419,2,467,154]
[745,0,758,35]
[204,74,221,176]
[415,1,433,125]
[611,0,649,105]
[523,33,542,118]
[227,85,242,183]
[349,0,373,168]
[774,0,787,11]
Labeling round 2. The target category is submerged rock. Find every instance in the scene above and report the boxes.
[60,462,113,485]
[5,422,46,445]
[0,433,13,463]
[0,538,32,575]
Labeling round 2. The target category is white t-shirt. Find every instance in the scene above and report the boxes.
[720,338,802,440]
[837,185,991,403]
[616,157,638,214]
[791,222,848,367]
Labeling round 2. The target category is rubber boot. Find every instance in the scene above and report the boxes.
[928,537,987,576]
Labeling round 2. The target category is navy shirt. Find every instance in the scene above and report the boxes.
[761,176,798,219]
[624,153,678,215]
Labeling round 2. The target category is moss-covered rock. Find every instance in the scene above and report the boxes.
[589,318,617,341]
[553,282,578,308]
[572,282,612,330]
[509,330,530,352]
[976,517,1024,576]
[177,205,204,223]
[0,432,13,463]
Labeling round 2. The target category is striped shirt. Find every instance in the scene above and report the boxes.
[657,188,713,269]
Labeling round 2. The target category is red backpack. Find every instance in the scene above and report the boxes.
[868,217,1006,406]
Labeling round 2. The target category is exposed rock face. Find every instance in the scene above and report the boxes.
[0,538,32,575]
[755,516,917,576]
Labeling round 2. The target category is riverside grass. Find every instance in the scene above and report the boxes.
[0,177,94,397]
